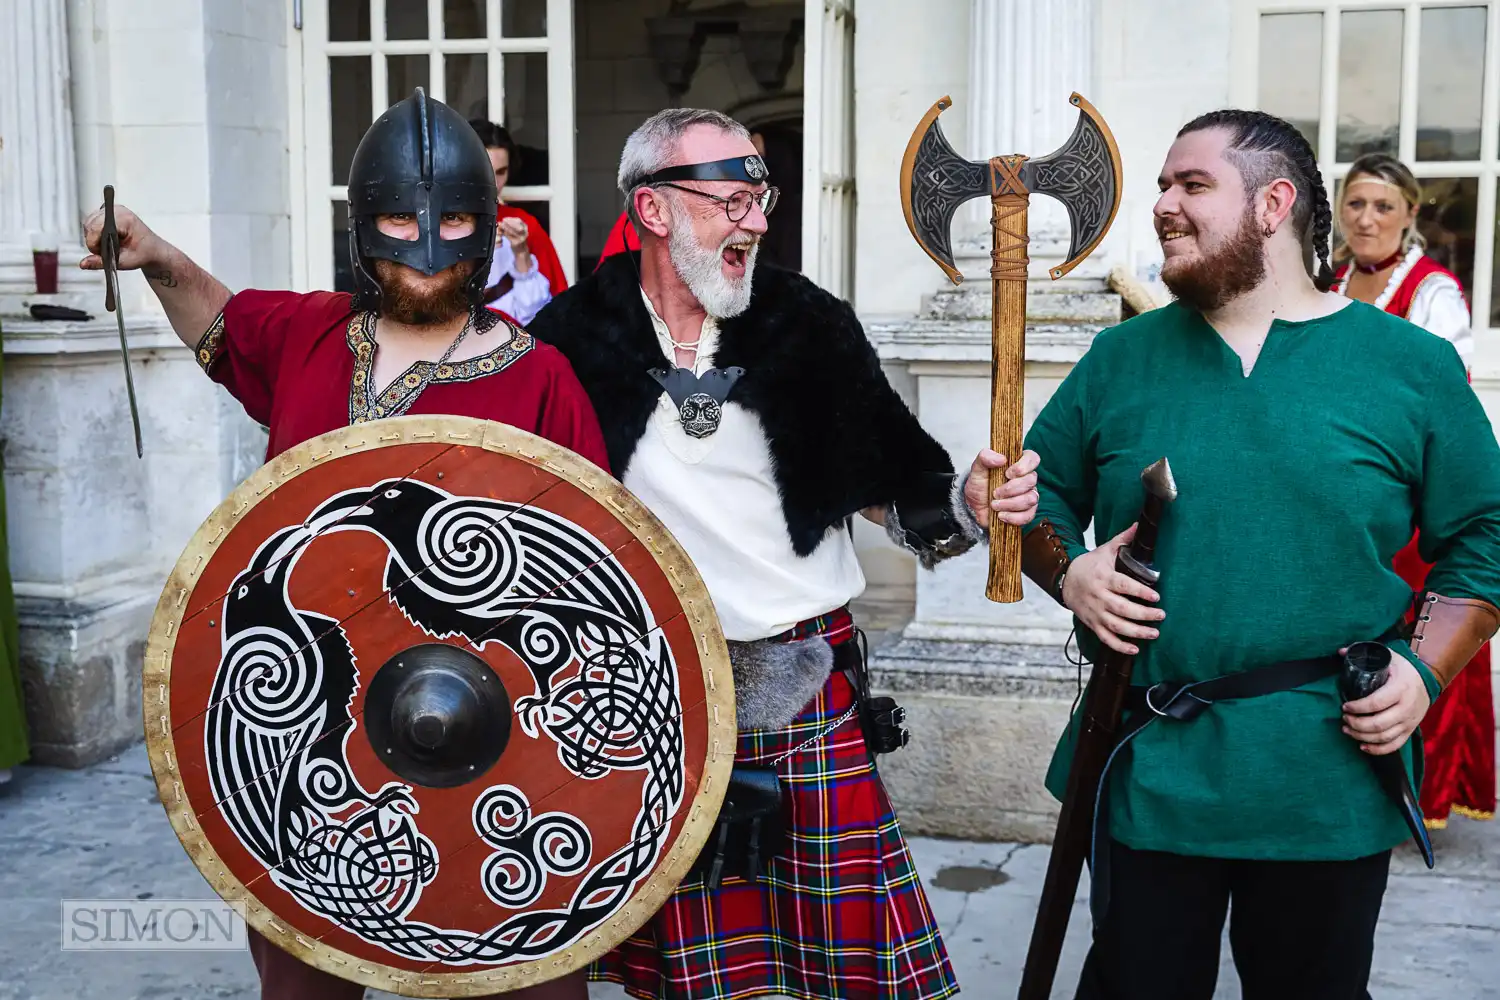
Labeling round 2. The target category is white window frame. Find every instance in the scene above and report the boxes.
[288,0,577,293]
[1232,0,1500,356]
[802,0,856,299]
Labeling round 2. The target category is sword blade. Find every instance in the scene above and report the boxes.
[103,185,144,458]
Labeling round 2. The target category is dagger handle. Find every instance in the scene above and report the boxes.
[102,184,118,313]
[984,187,1030,605]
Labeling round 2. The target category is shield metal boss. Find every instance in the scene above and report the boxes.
[143,416,735,996]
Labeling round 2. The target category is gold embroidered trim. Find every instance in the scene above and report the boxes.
[195,309,228,374]
[344,311,534,425]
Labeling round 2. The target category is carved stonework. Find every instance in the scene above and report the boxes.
[645,2,804,97]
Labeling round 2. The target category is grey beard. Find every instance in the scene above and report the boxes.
[667,210,758,319]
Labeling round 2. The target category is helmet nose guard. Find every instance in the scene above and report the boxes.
[347,87,499,311]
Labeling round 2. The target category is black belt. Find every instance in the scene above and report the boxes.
[1088,655,1342,928]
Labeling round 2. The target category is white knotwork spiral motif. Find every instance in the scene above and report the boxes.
[475,786,592,909]
[520,614,570,673]
[300,755,351,809]
[420,501,520,602]
[222,627,325,731]
[207,479,685,966]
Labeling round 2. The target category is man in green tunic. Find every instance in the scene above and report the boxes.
[1020,109,1500,999]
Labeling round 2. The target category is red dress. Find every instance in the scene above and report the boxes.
[197,289,606,467]
[1336,254,1496,828]
[497,204,569,296]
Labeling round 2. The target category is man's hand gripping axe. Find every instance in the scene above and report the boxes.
[899,94,1122,602]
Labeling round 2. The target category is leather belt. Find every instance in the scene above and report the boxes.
[1088,655,1342,927]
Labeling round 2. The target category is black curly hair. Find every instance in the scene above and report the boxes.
[1177,110,1336,292]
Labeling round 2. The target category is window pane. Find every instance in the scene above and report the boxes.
[329,0,371,41]
[1417,7,1487,161]
[504,53,549,185]
[445,0,485,38]
[502,0,547,37]
[1414,177,1479,302]
[446,54,488,120]
[333,201,355,294]
[330,57,373,184]
[386,1,428,40]
[388,54,430,108]
[1337,9,1403,161]
[1492,180,1500,327]
[1259,12,1323,158]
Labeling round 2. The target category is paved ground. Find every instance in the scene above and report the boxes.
[2,742,1498,999]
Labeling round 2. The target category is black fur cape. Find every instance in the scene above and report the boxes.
[527,252,977,562]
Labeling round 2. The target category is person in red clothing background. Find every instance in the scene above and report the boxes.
[470,118,568,324]
[1333,152,1494,832]
[80,89,600,1000]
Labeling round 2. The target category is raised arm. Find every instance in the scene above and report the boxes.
[80,203,231,350]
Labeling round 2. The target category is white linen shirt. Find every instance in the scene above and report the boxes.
[620,289,867,641]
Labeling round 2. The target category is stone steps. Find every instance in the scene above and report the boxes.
[922,281,1122,325]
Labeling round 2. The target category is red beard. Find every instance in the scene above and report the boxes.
[1160,206,1267,312]
[374,259,477,325]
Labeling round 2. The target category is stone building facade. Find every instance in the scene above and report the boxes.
[3,0,1498,841]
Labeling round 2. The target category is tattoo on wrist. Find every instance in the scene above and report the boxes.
[143,267,179,288]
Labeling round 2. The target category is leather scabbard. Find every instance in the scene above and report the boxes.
[1022,519,1072,606]
[1409,593,1500,691]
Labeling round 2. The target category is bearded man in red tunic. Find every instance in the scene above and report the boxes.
[80,87,601,1000]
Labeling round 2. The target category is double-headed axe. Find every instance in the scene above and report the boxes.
[899,93,1122,603]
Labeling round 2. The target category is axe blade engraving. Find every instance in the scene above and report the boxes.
[899,96,989,284]
[1021,94,1124,279]
[899,93,1124,284]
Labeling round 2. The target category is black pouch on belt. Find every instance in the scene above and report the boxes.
[688,765,786,889]
[839,631,911,756]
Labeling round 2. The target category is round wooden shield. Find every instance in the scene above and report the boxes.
[143,415,734,996]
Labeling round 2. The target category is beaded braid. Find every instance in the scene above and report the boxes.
[1178,109,1337,292]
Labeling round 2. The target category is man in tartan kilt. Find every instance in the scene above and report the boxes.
[528,108,1042,1000]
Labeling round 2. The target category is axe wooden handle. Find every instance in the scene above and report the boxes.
[986,190,1028,604]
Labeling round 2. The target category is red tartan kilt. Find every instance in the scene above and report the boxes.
[1394,533,1497,825]
[589,669,958,1000]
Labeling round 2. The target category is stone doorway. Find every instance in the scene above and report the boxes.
[572,0,806,276]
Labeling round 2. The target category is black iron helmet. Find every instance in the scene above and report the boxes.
[346,87,498,312]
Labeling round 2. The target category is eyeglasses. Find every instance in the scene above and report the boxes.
[651,183,779,222]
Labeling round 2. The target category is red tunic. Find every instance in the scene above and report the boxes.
[196,289,608,471]
[496,205,569,296]
[1336,255,1495,828]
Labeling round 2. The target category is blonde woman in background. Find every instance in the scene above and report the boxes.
[1334,151,1492,831]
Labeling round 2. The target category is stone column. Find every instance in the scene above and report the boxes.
[957,0,1098,270]
[0,0,277,767]
[0,0,95,314]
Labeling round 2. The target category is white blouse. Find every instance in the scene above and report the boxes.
[483,237,553,327]
[1337,245,1473,368]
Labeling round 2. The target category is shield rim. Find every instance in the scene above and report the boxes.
[143,414,736,997]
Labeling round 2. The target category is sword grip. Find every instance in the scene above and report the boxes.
[986,192,1029,604]
[102,184,118,313]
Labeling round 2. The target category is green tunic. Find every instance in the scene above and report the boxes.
[0,339,27,771]
[1026,299,1500,861]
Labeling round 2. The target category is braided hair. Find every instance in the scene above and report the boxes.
[1177,110,1336,292]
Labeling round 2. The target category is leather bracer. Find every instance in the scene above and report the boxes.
[1022,518,1072,607]
[1409,593,1500,691]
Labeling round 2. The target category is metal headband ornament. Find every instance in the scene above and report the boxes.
[636,155,770,187]
[143,416,735,997]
